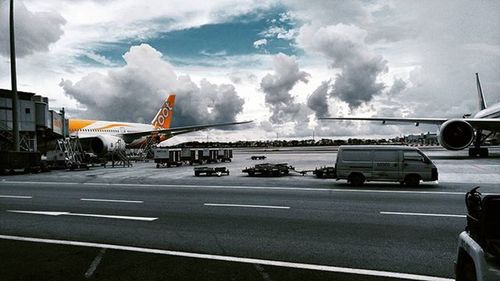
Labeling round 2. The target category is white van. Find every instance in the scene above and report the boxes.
[335,146,438,186]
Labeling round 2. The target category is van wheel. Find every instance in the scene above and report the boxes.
[349,174,365,186]
[405,175,420,186]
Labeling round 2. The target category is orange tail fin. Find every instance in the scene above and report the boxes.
[152,94,175,129]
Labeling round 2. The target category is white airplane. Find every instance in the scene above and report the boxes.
[68,94,251,154]
[321,73,499,157]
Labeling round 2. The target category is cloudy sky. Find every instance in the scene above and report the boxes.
[0,0,499,141]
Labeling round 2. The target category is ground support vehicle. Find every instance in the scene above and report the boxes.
[217,148,233,162]
[194,166,229,177]
[314,166,337,178]
[251,155,266,160]
[455,187,500,281]
[180,148,192,163]
[154,148,182,168]
[0,151,42,174]
[188,149,204,165]
[335,145,438,186]
[206,148,219,163]
[242,163,293,177]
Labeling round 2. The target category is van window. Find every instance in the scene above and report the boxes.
[404,151,424,161]
[342,150,371,161]
[373,150,398,162]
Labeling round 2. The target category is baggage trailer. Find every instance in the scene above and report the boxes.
[251,155,266,160]
[198,148,210,164]
[217,148,233,162]
[168,148,182,167]
[242,163,292,177]
[208,148,219,163]
[189,149,204,165]
[180,148,192,163]
[154,148,169,168]
[154,148,182,168]
[194,166,229,177]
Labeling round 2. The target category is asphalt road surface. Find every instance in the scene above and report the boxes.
[1,147,500,280]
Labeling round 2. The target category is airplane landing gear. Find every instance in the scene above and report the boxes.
[469,129,492,158]
[469,147,489,158]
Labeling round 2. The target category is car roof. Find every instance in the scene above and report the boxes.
[339,145,419,151]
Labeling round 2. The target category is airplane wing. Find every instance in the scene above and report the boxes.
[319,117,447,125]
[463,119,500,131]
[121,120,253,139]
[320,117,500,131]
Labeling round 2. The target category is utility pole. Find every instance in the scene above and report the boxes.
[10,0,20,151]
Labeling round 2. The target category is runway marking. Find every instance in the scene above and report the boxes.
[7,210,157,221]
[84,248,106,279]
[0,180,484,196]
[0,195,32,199]
[81,198,143,204]
[204,203,290,209]
[0,234,453,281]
[380,211,466,218]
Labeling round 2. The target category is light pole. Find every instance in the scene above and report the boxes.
[10,0,20,151]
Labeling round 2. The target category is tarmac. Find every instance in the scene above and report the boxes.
[1,146,500,281]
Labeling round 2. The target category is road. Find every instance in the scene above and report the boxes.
[3,148,500,280]
[0,180,470,280]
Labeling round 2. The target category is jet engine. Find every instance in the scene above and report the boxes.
[438,119,475,150]
[89,135,126,154]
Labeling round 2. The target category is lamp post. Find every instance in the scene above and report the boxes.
[10,0,20,151]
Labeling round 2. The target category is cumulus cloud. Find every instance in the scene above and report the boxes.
[307,80,331,118]
[297,23,387,109]
[388,78,407,96]
[260,53,310,124]
[253,39,267,49]
[0,0,66,57]
[61,44,244,127]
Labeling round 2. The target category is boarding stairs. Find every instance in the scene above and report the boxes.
[56,136,88,170]
[109,140,132,167]
[138,135,157,160]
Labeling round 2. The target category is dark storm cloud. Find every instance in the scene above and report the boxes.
[307,80,331,118]
[260,53,310,124]
[61,44,244,127]
[297,24,388,109]
[0,0,66,57]
[388,78,407,96]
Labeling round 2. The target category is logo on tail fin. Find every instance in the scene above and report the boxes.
[152,95,176,129]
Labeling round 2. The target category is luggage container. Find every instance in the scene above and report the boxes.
[217,148,233,162]
[198,148,210,163]
[154,148,169,168]
[208,148,219,163]
[180,148,192,163]
[190,149,203,165]
[168,148,182,167]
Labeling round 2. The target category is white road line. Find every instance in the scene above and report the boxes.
[0,234,453,281]
[0,180,482,196]
[84,248,106,279]
[380,211,466,218]
[204,203,290,209]
[7,210,158,221]
[0,195,32,199]
[81,198,143,204]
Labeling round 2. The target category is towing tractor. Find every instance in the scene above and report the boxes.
[335,145,438,186]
